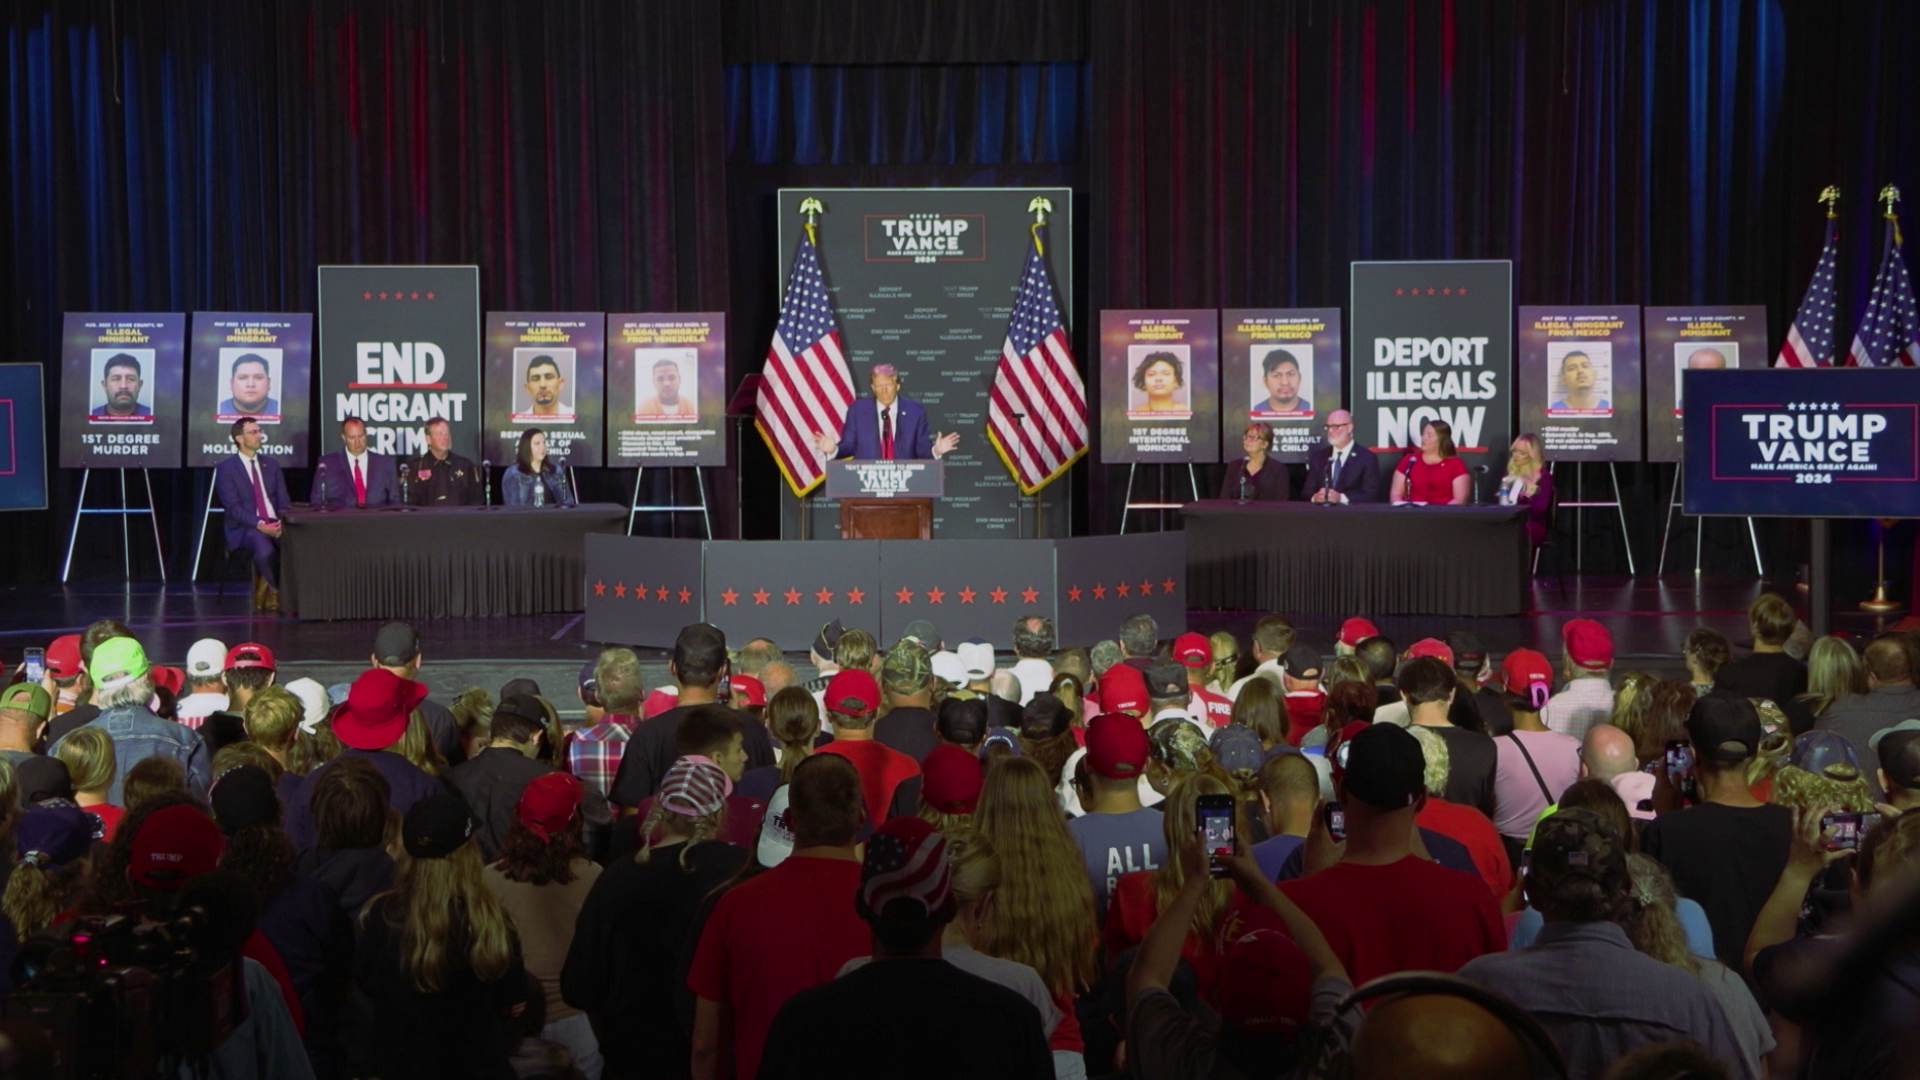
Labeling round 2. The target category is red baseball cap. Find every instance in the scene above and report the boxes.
[1173,633,1212,669]
[150,665,186,697]
[129,804,225,891]
[730,673,767,708]
[921,744,985,814]
[517,772,585,843]
[1338,617,1380,648]
[1405,638,1454,665]
[334,668,429,751]
[224,642,276,671]
[825,669,880,717]
[1086,713,1151,779]
[44,635,82,680]
[1098,664,1150,717]
[1563,618,1614,669]
[1217,928,1314,1037]
[1501,648,1554,696]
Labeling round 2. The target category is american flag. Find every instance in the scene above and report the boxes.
[1847,213,1920,368]
[1776,214,1839,368]
[757,227,856,496]
[988,224,1087,494]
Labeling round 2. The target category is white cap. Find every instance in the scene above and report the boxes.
[283,677,332,735]
[957,640,994,680]
[930,650,967,686]
[758,784,794,868]
[186,638,228,679]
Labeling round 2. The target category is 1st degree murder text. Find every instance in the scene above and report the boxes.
[1363,371,1499,400]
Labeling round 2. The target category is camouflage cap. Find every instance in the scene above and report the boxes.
[882,639,934,695]
[1529,807,1628,891]
[1147,716,1214,773]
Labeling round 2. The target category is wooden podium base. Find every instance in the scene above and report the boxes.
[840,498,932,539]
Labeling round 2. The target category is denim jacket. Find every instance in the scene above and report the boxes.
[48,703,211,804]
[501,464,576,507]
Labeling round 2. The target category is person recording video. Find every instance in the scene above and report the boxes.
[1305,409,1380,504]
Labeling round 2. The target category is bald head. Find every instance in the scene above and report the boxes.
[1351,993,1535,1080]
[1582,724,1638,781]
[760,660,797,694]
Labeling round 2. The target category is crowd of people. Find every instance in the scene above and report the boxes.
[0,589,1916,1078]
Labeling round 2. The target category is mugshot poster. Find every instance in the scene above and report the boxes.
[483,313,604,468]
[605,313,726,466]
[1349,261,1513,474]
[1097,309,1220,464]
[1684,367,1920,518]
[185,313,312,467]
[316,265,483,461]
[1643,305,1767,464]
[57,312,186,468]
[1221,308,1342,462]
[1516,306,1642,462]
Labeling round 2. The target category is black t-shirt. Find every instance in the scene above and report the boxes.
[353,896,528,1080]
[1426,724,1498,817]
[1642,801,1793,970]
[758,957,1055,1080]
[873,705,939,762]
[1713,652,1808,709]
[45,704,100,744]
[608,703,776,806]
[1468,686,1513,736]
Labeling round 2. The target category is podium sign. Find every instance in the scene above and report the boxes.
[824,460,945,499]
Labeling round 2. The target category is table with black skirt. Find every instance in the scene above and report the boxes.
[1181,499,1530,616]
[281,503,629,620]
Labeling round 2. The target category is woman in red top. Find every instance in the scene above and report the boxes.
[1389,418,1471,505]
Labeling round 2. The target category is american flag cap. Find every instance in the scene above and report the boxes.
[660,755,733,818]
[860,816,952,917]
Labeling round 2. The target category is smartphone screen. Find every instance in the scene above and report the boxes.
[22,648,45,684]
[1665,740,1697,802]
[1197,794,1235,876]
[1823,811,1885,851]
[1323,801,1347,844]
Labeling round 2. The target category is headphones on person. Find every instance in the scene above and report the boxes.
[1294,971,1569,1080]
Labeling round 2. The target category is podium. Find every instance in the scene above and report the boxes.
[825,460,944,540]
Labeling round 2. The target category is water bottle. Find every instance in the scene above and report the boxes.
[1237,472,1250,505]
[315,462,330,512]
[533,475,545,507]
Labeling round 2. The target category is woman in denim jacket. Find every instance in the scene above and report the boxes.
[502,429,575,507]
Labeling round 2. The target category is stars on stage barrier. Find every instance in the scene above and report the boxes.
[594,581,694,604]
[957,587,977,604]
[847,587,866,605]
[784,588,804,605]
[1392,286,1469,297]
[753,588,772,605]
[926,587,946,604]
[362,291,437,300]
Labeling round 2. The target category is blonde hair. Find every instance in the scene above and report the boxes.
[449,687,494,748]
[918,802,974,835]
[1406,725,1450,797]
[1506,433,1544,479]
[286,718,346,777]
[1151,772,1239,943]
[1608,671,1658,745]
[973,758,1099,997]
[1207,632,1241,694]
[1801,636,1868,718]
[946,829,1000,907]
[243,686,303,752]
[394,710,448,777]
[54,725,116,794]
[1771,765,1875,813]
[377,839,519,994]
[632,797,726,870]
[1622,853,1700,977]
[3,855,88,938]
[213,740,285,782]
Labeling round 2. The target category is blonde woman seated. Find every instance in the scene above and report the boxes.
[1496,433,1554,544]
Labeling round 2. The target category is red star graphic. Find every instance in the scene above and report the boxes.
[1426,288,1436,296]
[1021,586,1040,604]
[410,292,420,300]
[379,292,389,300]
[815,587,834,604]
[990,587,1008,604]
[613,583,627,598]
[593,581,606,596]
[721,588,740,606]
[958,586,977,604]
[752,588,772,605]
[895,587,914,604]
[847,587,866,605]
[783,587,803,605]
[362,291,372,300]
[1458,287,1468,295]
[630,582,646,601]
[1442,287,1452,295]
[678,588,692,604]
[1116,582,1132,598]
[1068,586,1083,602]
[426,291,435,299]
[1093,584,1107,599]
[1139,579,1154,595]
[1163,578,1177,594]
[656,586,670,601]
[1394,288,1404,296]
[926,587,945,604]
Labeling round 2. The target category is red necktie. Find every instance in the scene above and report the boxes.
[881,408,895,461]
[352,457,367,506]
[248,458,272,522]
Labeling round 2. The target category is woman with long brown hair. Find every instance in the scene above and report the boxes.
[1621,854,1773,1077]
[1389,418,1469,505]
[737,687,820,802]
[356,794,528,1080]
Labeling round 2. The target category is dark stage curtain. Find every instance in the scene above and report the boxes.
[2,0,727,582]
[723,0,1086,64]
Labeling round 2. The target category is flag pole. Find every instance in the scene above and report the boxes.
[1859,186,1905,612]
[1028,197,1052,539]
[798,197,825,541]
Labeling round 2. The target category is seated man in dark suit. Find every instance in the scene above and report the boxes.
[1304,409,1381,504]
[310,415,399,508]
[811,363,959,461]
[214,418,294,613]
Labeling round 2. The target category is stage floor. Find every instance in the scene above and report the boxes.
[1,577,1906,715]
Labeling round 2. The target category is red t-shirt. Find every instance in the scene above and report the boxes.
[1415,797,1514,899]
[817,739,920,823]
[84,802,126,841]
[632,793,767,847]
[1104,871,1289,1002]
[1276,856,1505,985]
[1399,454,1468,504]
[687,856,868,1080]
[1191,685,1234,728]
[1284,690,1327,745]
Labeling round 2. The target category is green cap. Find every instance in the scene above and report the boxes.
[88,637,151,690]
[0,683,51,721]
[882,639,933,695]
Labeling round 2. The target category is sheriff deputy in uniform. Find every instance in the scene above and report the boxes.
[407,417,483,506]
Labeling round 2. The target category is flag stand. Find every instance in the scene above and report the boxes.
[628,467,712,538]
[1656,467,1762,577]
[1120,463,1199,534]
[1861,520,1905,612]
[62,468,167,583]
[1555,463,1637,574]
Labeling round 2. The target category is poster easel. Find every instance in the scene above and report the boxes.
[62,469,167,583]
[1120,463,1199,534]
[1657,467,1763,577]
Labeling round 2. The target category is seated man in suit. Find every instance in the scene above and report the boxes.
[810,363,960,461]
[214,418,294,613]
[1305,409,1381,504]
[311,415,399,508]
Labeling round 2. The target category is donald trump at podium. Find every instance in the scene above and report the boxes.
[811,364,959,460]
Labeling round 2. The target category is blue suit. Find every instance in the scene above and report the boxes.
[310,450,400,508]
[1304,442,1383,503]
[214,453,294,587]
[833,396,935,460]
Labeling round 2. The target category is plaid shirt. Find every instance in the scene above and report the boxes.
[566,713,639,804]
[1542,675,1615,742]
